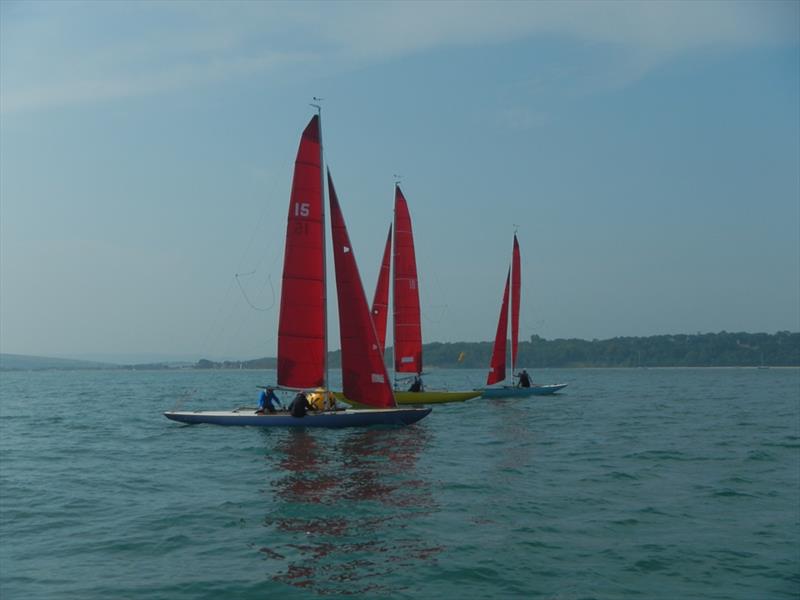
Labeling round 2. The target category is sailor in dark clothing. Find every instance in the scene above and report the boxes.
[256,386,281,414]
[517,369,531,388]
[408,374,423,393]
[289,392,312,418]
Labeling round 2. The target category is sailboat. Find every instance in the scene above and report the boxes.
[337,185,481,406]
[479,234,567,399]
[164,113,430,427]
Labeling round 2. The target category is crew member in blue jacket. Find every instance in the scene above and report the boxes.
[256,386,281,414]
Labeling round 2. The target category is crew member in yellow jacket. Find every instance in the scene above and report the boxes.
[307,388,337,411]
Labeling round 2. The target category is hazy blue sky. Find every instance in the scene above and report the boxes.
[1,0,798,362]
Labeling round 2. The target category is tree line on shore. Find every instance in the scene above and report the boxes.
[194,331,798,369]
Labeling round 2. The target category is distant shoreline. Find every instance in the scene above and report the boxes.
[2,364,798,373]
[3,331,798,371]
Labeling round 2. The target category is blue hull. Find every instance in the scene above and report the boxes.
[479,383,568,399]
[164,407,431,428]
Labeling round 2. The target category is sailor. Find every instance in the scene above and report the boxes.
[256,386,281,414]
[321,390,337,411]
[408,374,423,393]
[289,392,312,418]
[307,388,336,411]
[517,369,532,388]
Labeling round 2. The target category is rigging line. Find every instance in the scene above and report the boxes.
[198,193,276,358]
[249,223,281,278]
[235,272,276,312]
[236,173,286,284]
[236,198,272,273]
[257,175,290,275]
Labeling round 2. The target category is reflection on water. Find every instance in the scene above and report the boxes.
[488,399,535,474]
[257,427,441,595]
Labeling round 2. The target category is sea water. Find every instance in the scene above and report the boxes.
[0,368,798,599]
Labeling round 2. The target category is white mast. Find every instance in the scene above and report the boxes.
[510,225,519,381]
[390,178,398,390]
[390,175,404,390]
[311,99,328,392]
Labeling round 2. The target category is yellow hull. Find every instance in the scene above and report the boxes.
[334,389,480,406]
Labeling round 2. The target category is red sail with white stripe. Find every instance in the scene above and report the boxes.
[328,172,395,408]
[277,115,325,389]
[511,234,521,372]
[392,185,423,374]
[487,268,510,385]
[371,224,392,357]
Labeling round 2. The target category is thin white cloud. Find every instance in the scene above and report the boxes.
[1,50,315,113]
[497,106,552,131]
[316,0,798,60]
[1,0,796,114]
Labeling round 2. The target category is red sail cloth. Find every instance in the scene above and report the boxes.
[511,234,521,372]
[277,115,325,389]
[487,268,510,385]
[328,172,395,408]
[371,224,392,357]
[392,186,423,374]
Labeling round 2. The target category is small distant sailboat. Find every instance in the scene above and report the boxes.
[479,234,566,399]
[337,185,480,406]
[165,113,430,427]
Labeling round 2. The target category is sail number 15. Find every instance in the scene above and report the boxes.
[293,202,311,235]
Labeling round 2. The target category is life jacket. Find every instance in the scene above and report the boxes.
[308,390,335,411]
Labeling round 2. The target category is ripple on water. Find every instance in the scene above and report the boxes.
[710,488,756,498]
[747,449,777,461]
[1,368,798,600]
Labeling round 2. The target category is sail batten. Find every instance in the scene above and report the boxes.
[329,172,395,409]
[277,115,325,389]
[392,186,423,374]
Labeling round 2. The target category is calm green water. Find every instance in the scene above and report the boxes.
[1,368,798,599]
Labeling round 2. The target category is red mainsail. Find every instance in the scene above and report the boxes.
[328,172,395,408]
[392,185,422,374]
[371,224,392,357]
[511,234,521,372]
[277,115,325,389]
[487,268,510,385]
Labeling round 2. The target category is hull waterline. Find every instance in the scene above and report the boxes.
[164,407,431,428]
[479,384,568,399]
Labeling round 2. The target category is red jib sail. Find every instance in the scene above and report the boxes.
[487,268,511,385]
[371,224,392,357]
[511,234,521,372]
[392,185,423,374]
[277,115,325,389]
[328,172,395,408]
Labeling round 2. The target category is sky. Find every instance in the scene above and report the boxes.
[1,0,798,362]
